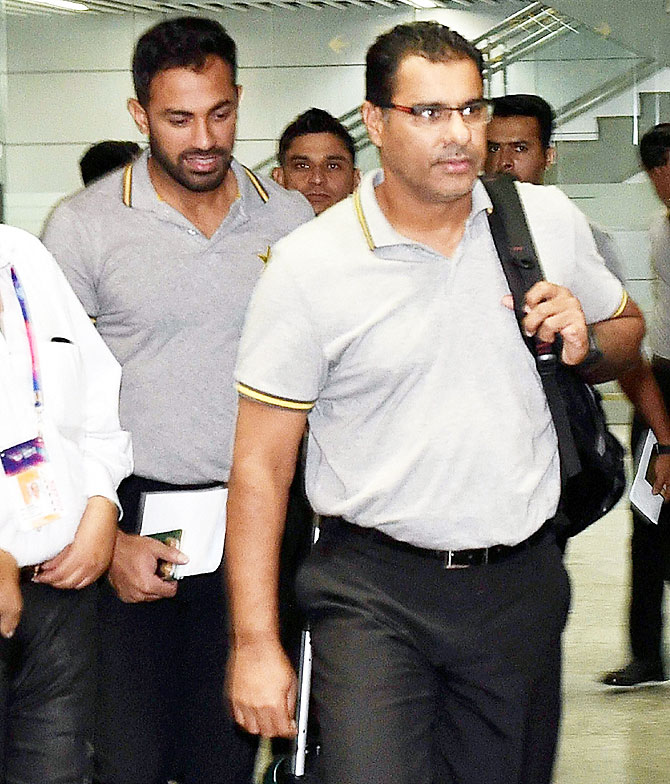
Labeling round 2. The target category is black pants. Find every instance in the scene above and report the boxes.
[629,356,670,662]
[0,582,96,784]
[296,520,570,784]
[93,476,256,784]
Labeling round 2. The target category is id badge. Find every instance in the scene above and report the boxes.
[0,436,64,530]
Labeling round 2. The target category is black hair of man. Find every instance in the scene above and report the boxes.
[365,21,484,109]
[79,140,141,186]
[640,123,670,171]
[277,108,356,167]
[491,94,555,151]
[132,16,237,108]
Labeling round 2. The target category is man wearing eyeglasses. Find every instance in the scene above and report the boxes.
[225,21,643,784]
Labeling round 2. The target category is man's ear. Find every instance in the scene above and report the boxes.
[272,167,285,186]
[127,98,149,136]
[545,145,556,170]
[361,101,383,148]
[352,168,361,190]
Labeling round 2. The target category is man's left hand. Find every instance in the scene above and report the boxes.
[35,496,118,590]
[502,281,588,366]
[652,454,670,501]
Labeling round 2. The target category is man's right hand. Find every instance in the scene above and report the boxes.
[227,639,298,738]
[107,530,189,603]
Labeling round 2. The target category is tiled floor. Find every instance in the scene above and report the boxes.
[555,425,670,783]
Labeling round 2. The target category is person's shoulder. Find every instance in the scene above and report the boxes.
[274,194,357,252]
[515,181,573,212]
[0,225,61,274]
[239,166,313,220]
[49,167,126,221]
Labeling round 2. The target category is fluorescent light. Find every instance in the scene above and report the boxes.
[400,0,439,8]
[18,0,89,10]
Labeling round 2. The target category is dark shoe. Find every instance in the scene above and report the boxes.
[601,659,668,688]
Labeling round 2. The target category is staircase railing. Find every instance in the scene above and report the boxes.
[253,2,660,174]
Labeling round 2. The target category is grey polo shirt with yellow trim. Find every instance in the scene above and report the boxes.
[42,151,313,484]
[236,170,625,550]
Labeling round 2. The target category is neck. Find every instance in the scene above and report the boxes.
[147,157,238,238]
[374,175,474,257]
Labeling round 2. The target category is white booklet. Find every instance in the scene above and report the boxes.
[139,486,227,579]
[629,429,664,525]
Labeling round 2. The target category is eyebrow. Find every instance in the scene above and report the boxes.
[288,153,349,163]
[163,100,236,116]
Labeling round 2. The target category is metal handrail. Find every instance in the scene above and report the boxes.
[556,58,658,125]
[252,3,660,173]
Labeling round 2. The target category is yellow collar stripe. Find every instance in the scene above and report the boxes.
[237,382,314,411]
[122,163,133,207]
[610,288,629,319]
[243,166,269,203]
[122,163,269,207]
[353,188,375,251]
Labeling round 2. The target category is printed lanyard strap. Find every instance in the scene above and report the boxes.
[9,266,42,411]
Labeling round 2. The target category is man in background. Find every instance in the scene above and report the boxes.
[602,124,670,688]
[486,95,670,687]
[273,107,359,214]
[79,140,141,186]
[43,16,312,784]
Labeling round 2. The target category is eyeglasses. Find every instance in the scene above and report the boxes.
[382,99,493,127]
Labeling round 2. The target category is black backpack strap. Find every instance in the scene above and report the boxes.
[482,174,581,480]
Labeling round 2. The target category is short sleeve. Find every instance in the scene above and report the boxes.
[235,247,326,410]
[42,201,100,318]
[519,183,625,324]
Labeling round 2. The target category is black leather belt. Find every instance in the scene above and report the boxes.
[326,517,555,569]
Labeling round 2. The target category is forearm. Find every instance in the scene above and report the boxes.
[618,359,670,443]
[226,459,290,649]
[580,299,645,384]
[225,399,307,650]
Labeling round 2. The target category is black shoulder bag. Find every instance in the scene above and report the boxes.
[482,174,626,540]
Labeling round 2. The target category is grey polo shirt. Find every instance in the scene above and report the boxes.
[42,151,313,484]
[236,170,624,550]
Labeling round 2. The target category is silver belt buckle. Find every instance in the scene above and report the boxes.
[444,550,469,569]
[443,548,489,569]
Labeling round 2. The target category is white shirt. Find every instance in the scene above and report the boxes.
[0,226,132,566]
[236,173,624,549]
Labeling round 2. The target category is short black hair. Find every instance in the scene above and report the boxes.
[278,108,356,167]
[640,123,670,170]
[79,140,141,186]
[133,16,237,107]
[366,21,484,109]
[491,94,555,150]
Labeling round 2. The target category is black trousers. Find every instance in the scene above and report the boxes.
[0,582,96,784]
[629,356,670,662]
[296,520,570,784]
[94,476,256,784]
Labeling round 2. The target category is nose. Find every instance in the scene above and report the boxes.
[440,109,471,146]
[498,148,515,172]
[193,118,215,150]
[308,165,325,185]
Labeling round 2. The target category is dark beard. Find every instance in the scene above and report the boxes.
[149,138,232,193]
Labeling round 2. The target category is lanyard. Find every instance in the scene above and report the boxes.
[9,266,42,411]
